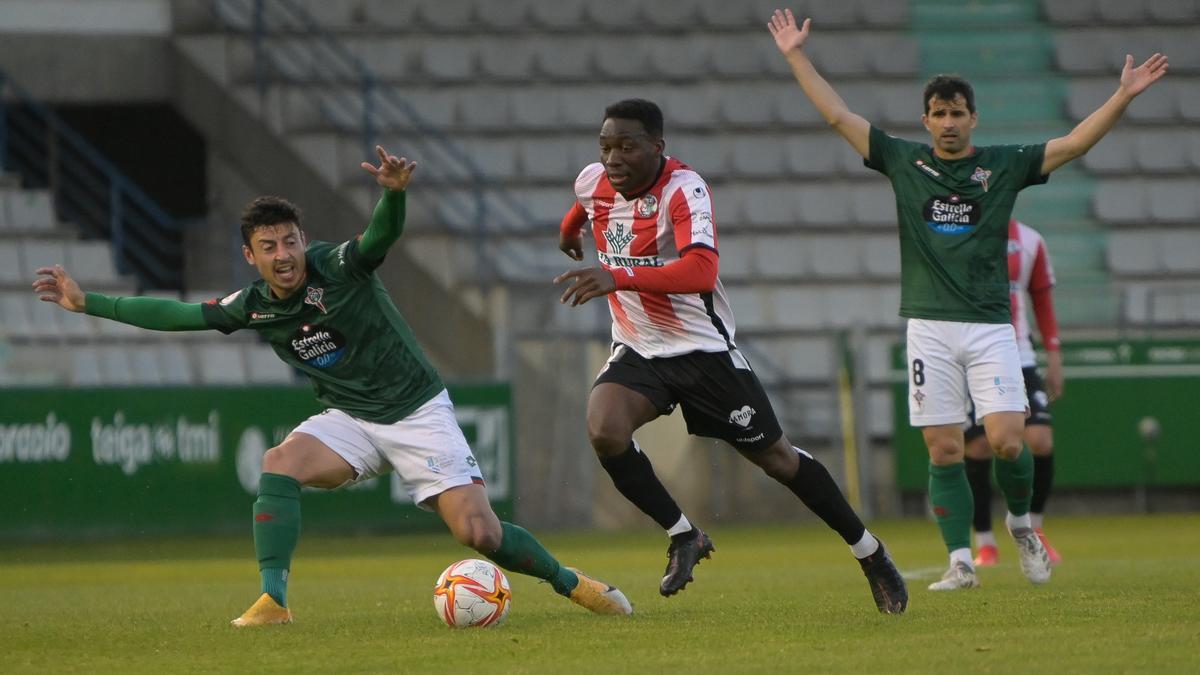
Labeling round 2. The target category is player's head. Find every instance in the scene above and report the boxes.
[921,75,978,157]
[240,196,307,298]
[599,98,666,197]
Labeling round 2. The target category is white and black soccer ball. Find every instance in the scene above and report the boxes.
[433,559,511,628]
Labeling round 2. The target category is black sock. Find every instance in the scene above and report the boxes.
[783,451,866,545]
[598,442,684,531]
[1031,454,1054,515]
[964,456,994,533]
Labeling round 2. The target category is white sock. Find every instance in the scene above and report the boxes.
[1006,512,1032,532]
[976,530,997,548]
[667,514,693,537]
[1031,512,1044,529]
[850,530,880,559]
[950,548,974,569]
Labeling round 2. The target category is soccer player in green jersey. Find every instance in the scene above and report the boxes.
[768,9,1168,590]
[33,145,633,624]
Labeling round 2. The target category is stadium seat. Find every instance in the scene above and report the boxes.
[593,38,653,79]
[0,241,23,285]
[707,34,768,78]
[1148,180,1200,222]
[773,286,829,330]
[65,241,122,286]
[529,0,588,29]
[662,86,721,130]
[698,0,752,27]
[735,185,799,227]
[510,87,563,129]
[1107,231,1158,274]
[196,343,248,385]
[585,0,644,29]
[719,84,778,127]
[867,35,920,77]
[807,38,871,79]
[19,239,66,284]
[454,87,512,131]
[863,236,901,277]
[1093,180,1148,222]
[1159,231,1200,273]
[363,0,418,27]
[57,309,97,340]
[781,134,842,177]
[245,343,296,384]
[416,0,475,30]
[98,345,136,386]
[643,0,702,28]
[1176,82,1200,122]
[1135,131,1191,173]
[1149,0,1199,22]
[418,41,476,82]
[715,235,756,281]
[852,184,897,227]
[476,0,531,28]
[858,0,911,26]
[753,234,810,279]
[1097,0,1147,24]
[7,190,54,231]
[1082,131,1134,173]
[722,285,770,331]
[1042,0,1096,24]
[157,344,195,385]
[517,137,576,182]
[808,236,864,279]
[797,183,851,225]
[0,292,33,339]
[730,136,788,178]
[648,37,710,80]
[70,346,103,386]
[458,137,520,181]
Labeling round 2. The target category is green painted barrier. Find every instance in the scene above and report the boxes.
[891,340,1199,491]
[0,384,514,539]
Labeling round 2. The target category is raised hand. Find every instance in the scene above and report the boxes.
[361,145,417,192]
[1119,53,1169,98]
[32,265,86,312]
[554,267,616,306]
[767,9,811,55]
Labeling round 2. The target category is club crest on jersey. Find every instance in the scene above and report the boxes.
[603,222,636,253]
[635,194,658,218]
[304,286,327,314]
[915,159,941,177]
[970,166,992,192]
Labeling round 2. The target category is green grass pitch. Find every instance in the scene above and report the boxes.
[2,514,1197,673]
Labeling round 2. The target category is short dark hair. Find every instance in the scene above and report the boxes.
[923,75,976,114]
[240,196,302,246]
[603,98,664,138]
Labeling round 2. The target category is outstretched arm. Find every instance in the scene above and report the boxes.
[33,265,208,331]
[358,145,417,260]
[1042,53,1169,174]
[768,9,870,158]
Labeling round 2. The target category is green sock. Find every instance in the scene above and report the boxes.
[253,472,301,607]
[993,444,1034,517]
[928,462,973,553]
[484,522,578,596]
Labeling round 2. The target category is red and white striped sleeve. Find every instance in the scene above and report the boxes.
[1028,236,1060,351]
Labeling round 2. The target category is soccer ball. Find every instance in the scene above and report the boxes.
[433,559,511,628]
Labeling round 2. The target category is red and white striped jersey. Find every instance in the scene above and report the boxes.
[573,157,736,358]
[1008,220,1057,367]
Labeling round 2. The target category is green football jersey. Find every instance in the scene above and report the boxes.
[865,125,1048,323]
[201,237,444,424]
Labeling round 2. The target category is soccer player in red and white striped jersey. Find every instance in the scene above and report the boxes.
[554,99,907,613]
[965,220,1065,567]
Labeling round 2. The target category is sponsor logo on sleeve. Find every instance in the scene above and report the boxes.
[914,159,941,177]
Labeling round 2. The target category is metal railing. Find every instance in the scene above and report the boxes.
[211,0,547,285]
[0,71,182,289]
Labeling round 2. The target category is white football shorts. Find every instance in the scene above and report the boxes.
[292,389,484,508]
[905,318,1028,427]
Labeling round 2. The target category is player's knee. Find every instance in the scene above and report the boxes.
[586,420,632,459]
[456,518,503,552]
[991,437,1023,461]
[927,442,963,465]
[1029,436,1053,456]
[261,445,299,478]
[748,443,796,482]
